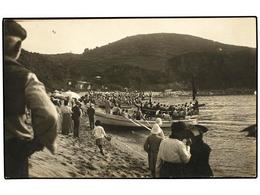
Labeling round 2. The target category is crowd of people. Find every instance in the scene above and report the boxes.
[75,91,200,121]
[4,19,212,179]
[80,91,146,107]
[142,99,199,120]
[50,96,96,136]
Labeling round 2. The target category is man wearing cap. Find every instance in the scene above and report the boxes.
[4,20,58,178]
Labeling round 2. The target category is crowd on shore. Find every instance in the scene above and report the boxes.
[49,90,213,178]
[4,19,212,179]
[51,90,200,123]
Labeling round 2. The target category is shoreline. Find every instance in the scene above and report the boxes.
[29,117,150,178]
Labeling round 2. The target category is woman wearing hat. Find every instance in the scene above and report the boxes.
[155,122,191,178]
[183,125,213,177]
[144,120,165,177]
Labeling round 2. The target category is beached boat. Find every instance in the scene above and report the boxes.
[95,110,198,130]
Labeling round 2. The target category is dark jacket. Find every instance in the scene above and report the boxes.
[87,107,95,119]
[184,138,213,177]
[4,58,58,178]
[4,58,30,116]
[4,57,58,151]
[72,105,81,120]
[144,134,163,176]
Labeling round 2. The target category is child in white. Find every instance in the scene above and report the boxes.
[93,120,107,155]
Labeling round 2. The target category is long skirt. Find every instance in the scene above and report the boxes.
[148,152,159,177]
[62,113,72,135]
[159,161,185,178]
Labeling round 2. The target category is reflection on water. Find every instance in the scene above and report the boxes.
[108,95,256,177]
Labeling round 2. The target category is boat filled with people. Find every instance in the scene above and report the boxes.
[95,109,198,130]
[86,91,200,130]
[50,90,201,130]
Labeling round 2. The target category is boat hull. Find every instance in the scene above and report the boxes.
[95,111,198,130]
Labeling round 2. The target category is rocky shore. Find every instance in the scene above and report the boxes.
[29,117,150,178]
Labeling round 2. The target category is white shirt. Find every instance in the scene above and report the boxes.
[93,126,107,139]
[156,138,191,176]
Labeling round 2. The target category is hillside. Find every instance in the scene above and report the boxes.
[19,33,256,91]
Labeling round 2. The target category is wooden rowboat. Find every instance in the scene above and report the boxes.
[95,111,198,130]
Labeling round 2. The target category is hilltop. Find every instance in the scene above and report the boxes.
[19,33,256,91]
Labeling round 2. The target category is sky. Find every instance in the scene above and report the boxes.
[17,18,256,54]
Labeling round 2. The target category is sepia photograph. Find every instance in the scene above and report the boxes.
[3,17,257,179]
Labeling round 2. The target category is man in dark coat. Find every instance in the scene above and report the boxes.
[87,104,95,130]
[4,20,58,178]
[71,101,82,137]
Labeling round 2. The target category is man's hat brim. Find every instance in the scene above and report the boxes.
[194,125,209,133]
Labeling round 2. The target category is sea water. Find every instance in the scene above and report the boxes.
[108,95,257,177]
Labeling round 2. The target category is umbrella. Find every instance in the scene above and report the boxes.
[63,91,81,99]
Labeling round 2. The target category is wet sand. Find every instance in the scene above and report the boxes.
[29,117,150,178]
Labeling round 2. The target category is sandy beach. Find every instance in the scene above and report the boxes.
[29,117,150,178]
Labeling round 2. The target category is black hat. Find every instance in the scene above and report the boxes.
[4,19,27,40]
[95,120,102,126]
[170,122,189,140]
[171,122,186,132]
[189,124,209,136]
[194,125,208,133]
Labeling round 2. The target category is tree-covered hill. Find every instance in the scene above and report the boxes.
[19,33,256,91]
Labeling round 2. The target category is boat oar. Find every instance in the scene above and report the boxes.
[125,117,151,131]
[127,118,142,127]
[143,119,151,127]
[133,119,152,131]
